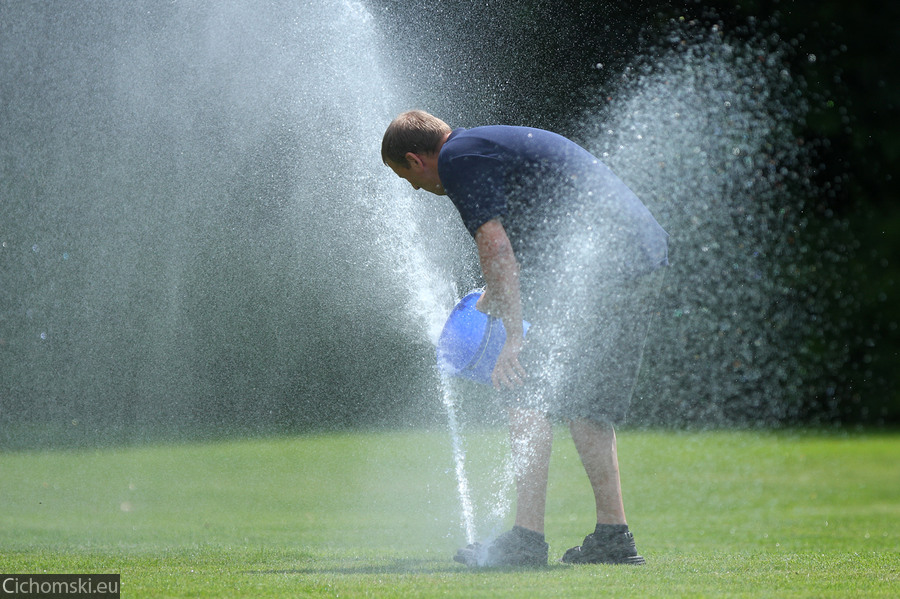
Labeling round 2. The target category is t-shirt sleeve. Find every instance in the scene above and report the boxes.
[440,154,507,236]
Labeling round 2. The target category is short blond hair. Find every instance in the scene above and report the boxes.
[381,110,451,167]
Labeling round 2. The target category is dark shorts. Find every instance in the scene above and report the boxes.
[500,268,665,425]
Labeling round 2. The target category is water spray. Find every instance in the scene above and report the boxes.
[438,377,477,545]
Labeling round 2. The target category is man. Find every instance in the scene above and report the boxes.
[382,110,668,567]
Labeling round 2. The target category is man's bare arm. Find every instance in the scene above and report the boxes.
[474,218,527,388]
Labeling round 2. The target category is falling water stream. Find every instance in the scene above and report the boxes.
[439,378,477,545]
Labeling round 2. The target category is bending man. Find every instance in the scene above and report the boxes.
[382,110,668,567]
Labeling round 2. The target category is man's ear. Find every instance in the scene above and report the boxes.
[405,152,424,170]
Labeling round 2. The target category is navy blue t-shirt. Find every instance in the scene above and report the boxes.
[437,126,668,278]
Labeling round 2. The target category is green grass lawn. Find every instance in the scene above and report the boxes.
[1,428,898,597]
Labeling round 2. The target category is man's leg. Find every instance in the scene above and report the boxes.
[562,418,644,564]
[508,407,553,534]
[569,418,626,525]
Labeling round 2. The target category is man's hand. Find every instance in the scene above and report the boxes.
[491,331,527,389]
[476,291,528,389]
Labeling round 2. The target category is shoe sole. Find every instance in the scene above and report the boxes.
[560,554,646,565]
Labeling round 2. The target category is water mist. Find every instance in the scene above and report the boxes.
[577,20,850,426]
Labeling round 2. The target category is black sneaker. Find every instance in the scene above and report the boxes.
[454,527,549,568]
[560,531,645,565]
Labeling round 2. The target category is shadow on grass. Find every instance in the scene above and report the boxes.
[247,557,571,576]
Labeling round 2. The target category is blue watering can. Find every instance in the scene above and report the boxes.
[436,290,530,384]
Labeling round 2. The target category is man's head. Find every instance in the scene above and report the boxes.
[381,110,451,167]
[382,110,451,195]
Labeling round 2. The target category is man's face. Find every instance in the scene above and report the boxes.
[387,156,445,196]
